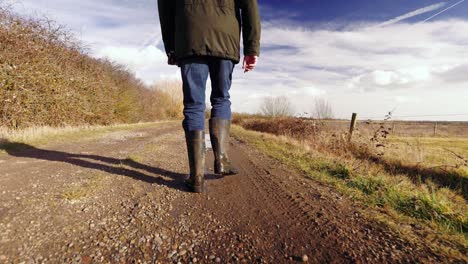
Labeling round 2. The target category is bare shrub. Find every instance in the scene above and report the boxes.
[313,98,334,120]
[259,96,294,117]
[361,111,394,157]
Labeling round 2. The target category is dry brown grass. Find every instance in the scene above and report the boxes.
[0,7,182,129]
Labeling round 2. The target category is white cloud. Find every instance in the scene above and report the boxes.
[98,46,166,69]
[394,95,422,104]
[292,86,326,96]
[96,45,180,84]
[348,67,432,91]
[437,63,468,82]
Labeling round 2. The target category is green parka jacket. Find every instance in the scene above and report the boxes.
[157,0,261,64]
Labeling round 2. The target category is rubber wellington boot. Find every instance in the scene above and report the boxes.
[209,118,239,175]
[184,130,206,193]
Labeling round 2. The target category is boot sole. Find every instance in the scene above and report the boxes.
[185,181,206,193]
[192,185,204,193]
[214,169,239,176]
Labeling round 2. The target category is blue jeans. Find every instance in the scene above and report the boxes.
[180,57,235,131]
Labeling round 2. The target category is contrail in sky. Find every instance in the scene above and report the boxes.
[422,0,465,22]
[377,2,446,27]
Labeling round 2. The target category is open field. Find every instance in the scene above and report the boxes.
[386,137,468,174]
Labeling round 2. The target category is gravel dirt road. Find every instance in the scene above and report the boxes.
[0,122,464,263]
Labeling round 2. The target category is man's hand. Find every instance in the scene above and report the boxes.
[167,52,177,66]
[243,55,258,73]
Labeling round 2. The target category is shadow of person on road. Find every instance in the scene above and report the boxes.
[1,140,224,193]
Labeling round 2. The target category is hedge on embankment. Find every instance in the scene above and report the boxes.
[0,7,168,129]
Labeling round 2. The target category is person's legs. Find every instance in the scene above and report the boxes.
[180,57,209,131]
[209,58,234,120]
[208,58,238,175]
[180,57,209,192]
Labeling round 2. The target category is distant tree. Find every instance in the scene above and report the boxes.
[313,98,334,120]
[260,96,295,117]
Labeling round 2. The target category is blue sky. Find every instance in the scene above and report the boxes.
[8,0,468,121]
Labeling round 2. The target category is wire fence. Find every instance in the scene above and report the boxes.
[319,118,468,138]
[360,113,468,120]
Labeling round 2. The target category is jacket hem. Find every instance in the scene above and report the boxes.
[176,51,240,64]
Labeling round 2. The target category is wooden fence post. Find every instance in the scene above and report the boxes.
[348,113,358,142]
[434,122,438,137]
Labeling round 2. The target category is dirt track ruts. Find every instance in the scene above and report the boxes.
[0,122,464,263]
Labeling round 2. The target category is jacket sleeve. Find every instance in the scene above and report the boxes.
[238,0,261,56]
[158,0,176,54]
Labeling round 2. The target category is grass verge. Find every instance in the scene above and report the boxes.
[231,125,467,254]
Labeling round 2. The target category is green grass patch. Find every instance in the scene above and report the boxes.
[347,175,385,196]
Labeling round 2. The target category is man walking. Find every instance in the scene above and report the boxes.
[158,0,261,193]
